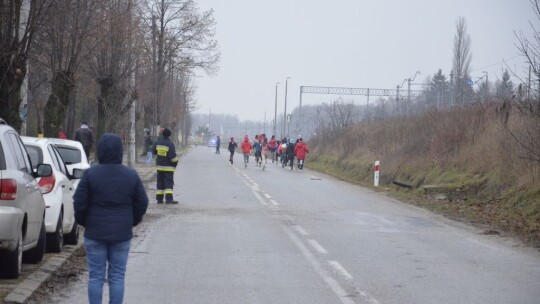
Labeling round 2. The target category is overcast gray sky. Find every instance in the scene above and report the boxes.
[194,0,535,121]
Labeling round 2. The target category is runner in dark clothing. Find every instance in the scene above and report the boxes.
[228,137,238,164]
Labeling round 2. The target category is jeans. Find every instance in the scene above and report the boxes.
[85,237,131,304]
[145,152,153,165]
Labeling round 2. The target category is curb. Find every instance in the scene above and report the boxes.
[3,165,156,304]
[4,244,81,304]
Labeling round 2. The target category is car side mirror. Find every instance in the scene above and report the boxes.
[71,168,85,179]
[35,164,52,178]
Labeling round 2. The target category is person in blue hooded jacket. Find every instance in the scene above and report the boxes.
[74,133,148,304]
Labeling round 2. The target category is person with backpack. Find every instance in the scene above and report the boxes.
[280,137,288,168]
[294,137,309,171]
[227,137,238,164]
[286,139,296,170]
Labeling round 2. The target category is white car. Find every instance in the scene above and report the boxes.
[48,138,90,190]
[21,137,83,252]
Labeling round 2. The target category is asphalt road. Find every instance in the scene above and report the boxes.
[48,146,540,304]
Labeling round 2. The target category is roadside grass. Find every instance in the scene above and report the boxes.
[306,103,540,247]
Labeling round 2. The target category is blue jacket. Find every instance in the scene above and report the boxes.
[253,141,262,153]
[73,133,149,242]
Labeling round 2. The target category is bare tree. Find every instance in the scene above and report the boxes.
[501,0,540,164]
[89,0,140,140]
[139,0,220,131]
[314,98,361,141]
[0,0,52,131]
[452,17,472,105]
[32,0,101,137]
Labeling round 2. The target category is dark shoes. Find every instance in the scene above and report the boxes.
[157,201,164,204]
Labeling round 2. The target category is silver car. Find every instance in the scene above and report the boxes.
[0,122,52,279]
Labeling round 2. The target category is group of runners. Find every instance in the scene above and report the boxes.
[225,134,309,171]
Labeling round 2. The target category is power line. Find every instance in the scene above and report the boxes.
[470,55,522,72]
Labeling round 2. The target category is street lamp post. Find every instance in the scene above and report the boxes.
[282,77,291,138]
[287,114,291,138]
[273,82,279,137]
[299,86,303,136]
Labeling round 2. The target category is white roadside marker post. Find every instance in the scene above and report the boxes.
[374,160,380,187]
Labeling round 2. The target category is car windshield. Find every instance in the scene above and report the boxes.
[56,146,81,165]
[24,145,43,170]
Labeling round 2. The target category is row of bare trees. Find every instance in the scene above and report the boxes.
[0,0,220,144]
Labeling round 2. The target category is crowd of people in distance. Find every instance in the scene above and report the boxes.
[224,133,309,171]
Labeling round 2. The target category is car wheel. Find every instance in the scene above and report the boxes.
[64,221,79,245]
[47,212,64,253]
[23,220,46,264]
[0,230,23,279]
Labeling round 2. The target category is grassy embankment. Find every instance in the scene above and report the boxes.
[307,104,540,246]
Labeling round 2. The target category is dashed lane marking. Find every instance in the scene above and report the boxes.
[293,225,309,236]
[308,239,329,254]
[329,260,354,281]
[269,200,279,206]
[280,226,357,304]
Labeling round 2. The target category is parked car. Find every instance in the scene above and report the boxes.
[0,122,51,279]
[207,139,217,147]
[21,137,83,253]
[48,138,91,190]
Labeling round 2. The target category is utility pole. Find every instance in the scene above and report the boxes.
[450,70,454,107]
[273,82,279,137]
[299,86,303,136]
[282,77,291,138]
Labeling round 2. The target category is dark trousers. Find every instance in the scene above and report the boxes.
[156,171,175,202]
[229,151,235,163]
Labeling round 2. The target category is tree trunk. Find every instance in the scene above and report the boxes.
[44,71,75,137]
[0,59,26,131]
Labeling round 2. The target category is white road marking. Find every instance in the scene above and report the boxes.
[237,154,378,304]
[280,226,358,304]
[252,190,268,206]
[308,239,329,254]
[263,193,271,199]
[329,260,354,281]
[269,200,279,206]
[293,225,309,236]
